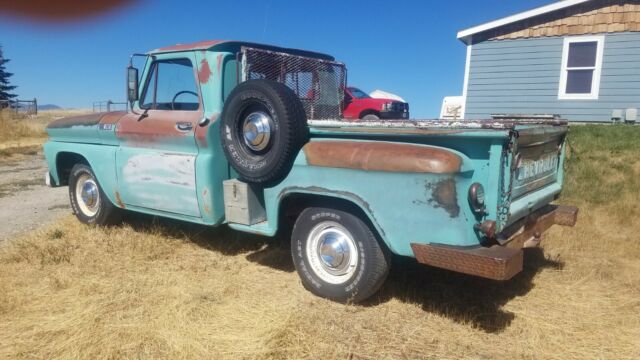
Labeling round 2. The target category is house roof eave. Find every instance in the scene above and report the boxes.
[456,0,593,44]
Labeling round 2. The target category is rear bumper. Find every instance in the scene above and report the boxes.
[410,204,578,281]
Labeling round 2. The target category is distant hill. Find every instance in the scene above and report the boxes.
[37,104,62,110]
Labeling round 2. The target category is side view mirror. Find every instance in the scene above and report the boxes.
[127,66,139,103]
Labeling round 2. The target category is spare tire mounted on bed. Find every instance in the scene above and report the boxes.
[220,79,308,185]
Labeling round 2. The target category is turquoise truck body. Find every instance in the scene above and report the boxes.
[43,40,574,273]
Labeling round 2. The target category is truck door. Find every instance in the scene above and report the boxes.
[115,55,203,217]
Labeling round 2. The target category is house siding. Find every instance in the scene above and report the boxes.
[464,31,640,122]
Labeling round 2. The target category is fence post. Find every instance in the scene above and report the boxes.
[33,98,38,116]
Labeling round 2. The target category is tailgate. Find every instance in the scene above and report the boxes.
[511,125,567,199]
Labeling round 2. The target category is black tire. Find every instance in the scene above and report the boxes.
[291,206,390,303]
[361,113,380,120]
[68,164,122,226]
[220,79,308,185]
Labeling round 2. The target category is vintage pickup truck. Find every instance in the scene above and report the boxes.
[44,40,577,303]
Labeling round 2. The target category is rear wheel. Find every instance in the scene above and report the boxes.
[220,79,308,185]
[291,206,390,303]
[68,164,121,225]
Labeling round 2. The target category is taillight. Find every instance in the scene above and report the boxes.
[468,183,486,214]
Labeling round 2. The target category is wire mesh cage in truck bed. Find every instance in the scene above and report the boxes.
[240,46,347,120]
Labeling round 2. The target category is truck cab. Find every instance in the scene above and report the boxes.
[343,86,409,120]
[43,40,577,303]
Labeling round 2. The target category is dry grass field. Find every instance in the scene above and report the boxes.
[0,125,639,359]
[0,109,89,159]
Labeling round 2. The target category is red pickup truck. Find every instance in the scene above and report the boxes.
[343,87,410,120]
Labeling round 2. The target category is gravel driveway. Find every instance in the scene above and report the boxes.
[0,153,69,241]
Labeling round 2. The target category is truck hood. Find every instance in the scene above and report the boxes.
[46,111,127,130]
[46,111,127,145]
[369,89,406,102]
[362,98,405,105]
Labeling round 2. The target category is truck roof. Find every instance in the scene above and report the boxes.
[148,40,335,61]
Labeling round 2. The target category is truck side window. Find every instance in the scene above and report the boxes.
[140,58,199,111]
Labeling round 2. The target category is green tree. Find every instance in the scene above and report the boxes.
[0,45,18,106]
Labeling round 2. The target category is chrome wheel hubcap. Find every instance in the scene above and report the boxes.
[242,111,273,152]
[306,221,359,284]
[75,173,100,216]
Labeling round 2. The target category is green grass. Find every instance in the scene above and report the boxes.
[562,124,640,205]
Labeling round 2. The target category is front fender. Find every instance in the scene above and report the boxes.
[43,141,119,207]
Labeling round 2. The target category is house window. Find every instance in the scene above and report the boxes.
[558,36,604,100]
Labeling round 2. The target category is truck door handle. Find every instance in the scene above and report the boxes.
[176,122,193,131]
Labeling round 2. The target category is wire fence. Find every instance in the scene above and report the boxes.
[92,100,128,113]
[0,99,38,116]
[240,47,346,120]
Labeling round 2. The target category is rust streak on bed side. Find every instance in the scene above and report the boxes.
[303,141,462,174]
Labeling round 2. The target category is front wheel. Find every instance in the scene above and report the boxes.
[291,207,390,303]
[68,164,122,225]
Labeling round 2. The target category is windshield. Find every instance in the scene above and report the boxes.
[347,87,370,99]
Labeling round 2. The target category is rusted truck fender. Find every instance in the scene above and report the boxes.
[235,140,479,257]
[302,140,464,174]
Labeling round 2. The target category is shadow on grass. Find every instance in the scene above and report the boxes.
[120,212,562,333]
[121,212,295,272]
[365,248,564,333]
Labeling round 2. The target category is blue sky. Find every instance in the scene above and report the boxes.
[0,0,551,117]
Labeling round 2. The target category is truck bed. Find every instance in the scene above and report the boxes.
[307,118,568,136]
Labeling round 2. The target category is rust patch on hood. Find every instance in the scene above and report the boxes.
[428,178,459,218]
[47,111,127,129]
[100,111,128,124]
[198,58,212,83]
[303,141,462,174]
